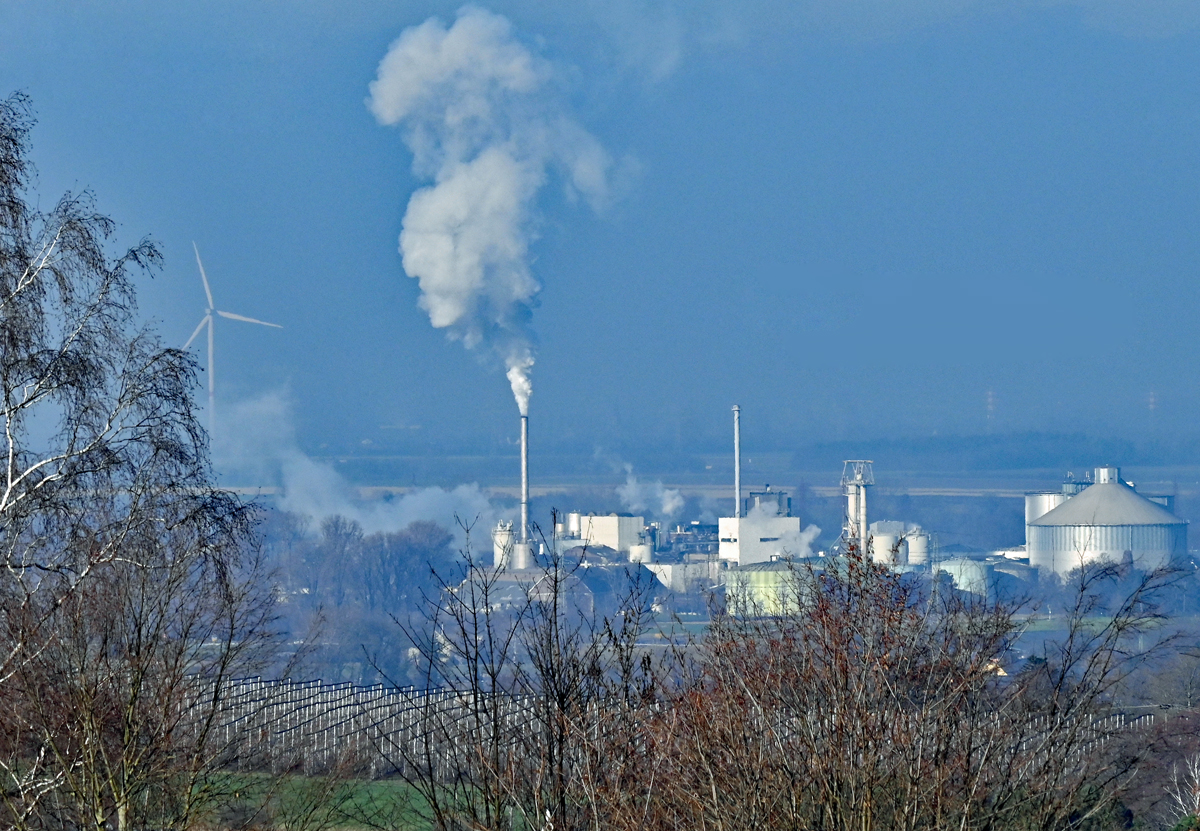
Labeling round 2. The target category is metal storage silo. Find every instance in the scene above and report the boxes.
[871,534,908,566]
[1027,467,1187,576]
[628,544,653,564]
[1026,491,1068,525]
[936,559,994,597]
[907,533,930,566]
[493,521,514,569]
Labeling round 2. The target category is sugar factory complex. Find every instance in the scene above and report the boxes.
[490,406,1190,612]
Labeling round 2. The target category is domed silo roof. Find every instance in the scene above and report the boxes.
[1029,481,1184,528]
[1027,470,1186,575]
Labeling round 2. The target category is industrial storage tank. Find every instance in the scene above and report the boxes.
[628,544,653,564]
[492,521,514,569]
[1027,466,1187,576]
[936,559,995,597]
[871,533,908,566]
[907,533,930,566]
[1026,491,1068,525]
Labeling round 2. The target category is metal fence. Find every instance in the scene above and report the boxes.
[193,676,1162,780]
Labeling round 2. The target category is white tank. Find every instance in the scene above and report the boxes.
[936,559,994,597]
[567,512,582,537]
[871,534,908,566]
[1027,470,1187,575]
[492,521,514,569]
[511,541,533,571]
[907,533,930,566]
[629,543,653,564]
[1025,492,1068,525]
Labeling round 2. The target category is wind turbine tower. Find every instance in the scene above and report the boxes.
[183,243,282,436]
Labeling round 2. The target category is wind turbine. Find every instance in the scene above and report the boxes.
[183,242,281,436]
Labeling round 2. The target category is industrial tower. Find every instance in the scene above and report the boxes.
[839,460,873,556]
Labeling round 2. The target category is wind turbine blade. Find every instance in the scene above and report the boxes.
[216,310,282,328]
[192,242,214,309]
[183,315,210,349]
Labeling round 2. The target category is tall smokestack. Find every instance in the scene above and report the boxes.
[733,405,741,519]
[520,414,529,542]
[858,484,868,546]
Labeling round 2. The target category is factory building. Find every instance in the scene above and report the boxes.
[555,512,646,555]
[718,488,804,566]
[1026,466,1187,576]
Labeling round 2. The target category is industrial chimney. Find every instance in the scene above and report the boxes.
[521,413,529,542]
[733,405,742,519]
[511,413,533,570]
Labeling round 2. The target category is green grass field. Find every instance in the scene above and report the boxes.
[201,772,430,830]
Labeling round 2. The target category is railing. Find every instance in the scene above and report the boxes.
[191,676,1162,779]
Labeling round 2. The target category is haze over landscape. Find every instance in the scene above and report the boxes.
[12,5,1200,828]
[5,0,1200,510]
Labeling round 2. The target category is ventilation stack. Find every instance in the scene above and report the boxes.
[840,460,874,555]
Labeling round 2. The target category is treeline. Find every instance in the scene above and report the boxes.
[260,512,457,686]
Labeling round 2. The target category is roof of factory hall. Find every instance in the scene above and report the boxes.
[1030,481,1185,527]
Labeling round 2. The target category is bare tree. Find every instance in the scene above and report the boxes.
[367,514,658,831]
[0,92,278,831]
[634,551,1170,831]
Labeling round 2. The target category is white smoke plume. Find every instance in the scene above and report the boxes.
[369,6,615,416]
[781,523,822,559]
[616,464,684,521]
[744,501,822,559]
[214,393,499,549]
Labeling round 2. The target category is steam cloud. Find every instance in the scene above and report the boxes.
[369,6,614,415]
[616,464,684,521]
[214,393,499,548]
[744,501,822,558]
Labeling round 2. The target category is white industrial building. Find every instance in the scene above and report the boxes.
[556,512,646,555]
[1026,466,1187,576]
[719,489,804,566]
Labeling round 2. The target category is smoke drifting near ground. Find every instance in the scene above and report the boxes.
[616,464,684,522]
[369,6,619,416]
[213,393,499,547]
[744,501,823,558]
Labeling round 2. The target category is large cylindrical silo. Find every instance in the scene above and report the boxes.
[907,533,930,566]
[1025,491,1068,525]
[629,543,653,564]
[493,521,514,569]
[1027,467,1187,576]
[871,534,907,566]
[936,559,994,597]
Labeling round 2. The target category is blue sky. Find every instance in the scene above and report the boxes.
[3,0,1199,463]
